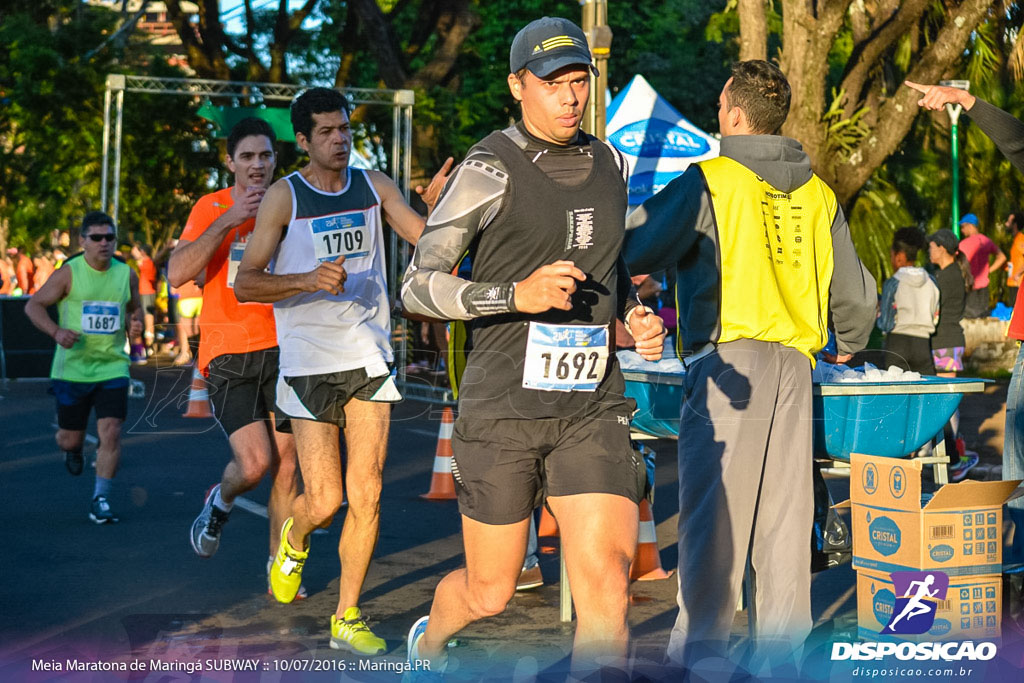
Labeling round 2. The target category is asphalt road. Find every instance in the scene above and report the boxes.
[3,363,1016,682]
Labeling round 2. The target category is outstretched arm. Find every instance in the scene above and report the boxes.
[906,81,1024,174]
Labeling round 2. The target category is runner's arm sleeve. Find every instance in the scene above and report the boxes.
[830,205,878,353]
[400,148,515,320]
[967,98,1024,175]
[622,167,707,275]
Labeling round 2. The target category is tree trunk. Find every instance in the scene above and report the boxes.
[346,0,480,182]
[737,0,768,62]
[829,0,997,204]
[778,1,853,180]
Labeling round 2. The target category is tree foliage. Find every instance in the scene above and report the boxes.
[0,2,217,252]
[4,0,1021,273]
[172,1,730,184]
[723,0,1009,207]
[714,0,1023,287]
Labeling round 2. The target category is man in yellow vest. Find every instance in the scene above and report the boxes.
[25,211,143,524]
[624,61,876,667]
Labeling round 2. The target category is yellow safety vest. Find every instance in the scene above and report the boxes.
[697,155,836,362]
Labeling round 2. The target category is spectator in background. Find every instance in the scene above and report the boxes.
[12,246,34,294]
[130,242,158,360]
[173,277,202,366]
[958,213,1005,318]
[928,228,977,480]
[927,229,971,376]
[0,255,15,295]
[878,227,939,375]
[32,251,55,293]
[1007,210,1023,304]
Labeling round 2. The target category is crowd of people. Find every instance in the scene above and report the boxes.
[10,13,1024,680]
[0,246,64,296]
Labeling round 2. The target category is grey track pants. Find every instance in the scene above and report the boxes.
[667,339,814,665]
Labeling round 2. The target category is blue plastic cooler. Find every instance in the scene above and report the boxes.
[622,370,987,460]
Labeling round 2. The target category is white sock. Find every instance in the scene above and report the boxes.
[213,487,233,513]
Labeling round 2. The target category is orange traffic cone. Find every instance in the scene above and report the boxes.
[538,505,559,537]
[182,367,213,418]
[630,499,673,581]
[421,406,457,500]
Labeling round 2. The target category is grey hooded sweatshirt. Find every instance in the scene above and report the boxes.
[878,267,940,339]
[623,135,877,357]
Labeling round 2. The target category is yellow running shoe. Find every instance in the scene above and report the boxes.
[269,518,308,603]
[330,607,387,656]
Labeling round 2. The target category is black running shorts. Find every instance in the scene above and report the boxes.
[451,400,643,525]
[206,347,290,437]
[277,367,398,428]
[53,377,129,431]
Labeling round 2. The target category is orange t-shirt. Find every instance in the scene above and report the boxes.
[180,187,278,372]
[172,279,203,299]
[16,254,34,293]
[1009,232,1024,287]
[137,257,158,295]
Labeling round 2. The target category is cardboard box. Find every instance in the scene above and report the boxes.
[857,568,1001,642]
[839,453,1020,576]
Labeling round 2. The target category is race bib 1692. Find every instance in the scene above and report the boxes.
[522,322,609,392]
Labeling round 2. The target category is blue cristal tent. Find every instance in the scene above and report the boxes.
[606,75,719,206]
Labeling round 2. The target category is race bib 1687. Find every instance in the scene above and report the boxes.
[81,301,121,335]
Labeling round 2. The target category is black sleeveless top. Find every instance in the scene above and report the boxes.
[457,130,630,419]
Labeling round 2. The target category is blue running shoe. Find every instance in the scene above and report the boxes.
[404,616,446,682]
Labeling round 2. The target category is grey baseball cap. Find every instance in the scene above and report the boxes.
[509,17,598,79]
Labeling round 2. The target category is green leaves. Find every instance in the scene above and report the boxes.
[0,6,217,250]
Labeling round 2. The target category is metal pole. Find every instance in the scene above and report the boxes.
[950,113,961,236]
[940,80,969,237]
[112,88,125,226]
[101,87,112,212]
[400,102,414,379]
[390,104,401,297]
[402,104,413,201]
[390,102,403,381]
[580,0,611,140]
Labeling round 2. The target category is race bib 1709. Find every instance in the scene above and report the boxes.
[81,301,121,335]
[311,213,370,263]
[522,322,609,392]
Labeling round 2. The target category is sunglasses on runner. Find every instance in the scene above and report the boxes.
[87,234,116,242]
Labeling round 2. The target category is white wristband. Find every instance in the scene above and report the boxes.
[624,305,654,336]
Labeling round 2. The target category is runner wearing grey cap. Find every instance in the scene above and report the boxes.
[401,15,665,680]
